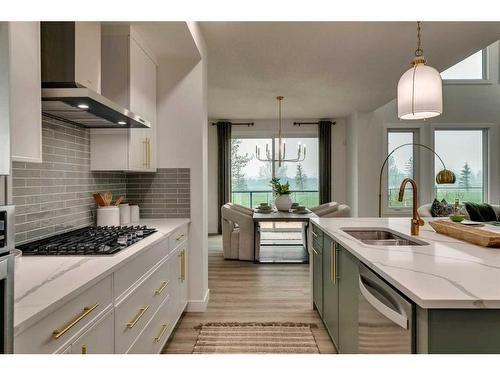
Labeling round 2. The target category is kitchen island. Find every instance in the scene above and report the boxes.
[14,218,189,354]
[310,217,500,354]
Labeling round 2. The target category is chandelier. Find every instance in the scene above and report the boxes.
[397,21,443,120]
[255,96,306,167]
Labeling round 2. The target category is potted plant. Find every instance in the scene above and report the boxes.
[270,177,292,211]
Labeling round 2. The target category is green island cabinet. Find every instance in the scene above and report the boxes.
[312,225,359,353]
[312,227,500,354]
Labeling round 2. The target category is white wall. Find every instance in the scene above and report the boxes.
[207,118,347,233]
[156,22,209,311]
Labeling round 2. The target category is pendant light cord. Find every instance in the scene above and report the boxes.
[415,21,423,57]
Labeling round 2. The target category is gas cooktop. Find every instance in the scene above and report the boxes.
[18,225,157,256]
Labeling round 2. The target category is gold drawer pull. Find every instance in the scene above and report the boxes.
[153,323,170,343]
[81,345,87,354]
[126,306,150,328]
[155,280,169,295]
[176,233,185,241]
[52,303,99,340]
[311,231,318,237]
[311,246,319,256]
[178,249,186,282]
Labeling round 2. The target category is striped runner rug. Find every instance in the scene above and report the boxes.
[192,322,320,354]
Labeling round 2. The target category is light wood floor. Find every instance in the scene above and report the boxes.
[162,235,336,354]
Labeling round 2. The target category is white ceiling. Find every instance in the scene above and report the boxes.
[200,22,500,119]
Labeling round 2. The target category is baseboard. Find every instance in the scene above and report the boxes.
[187,288,210,312]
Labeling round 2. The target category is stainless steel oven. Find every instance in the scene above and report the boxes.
[0,205,14,354]
[358,263,414,354]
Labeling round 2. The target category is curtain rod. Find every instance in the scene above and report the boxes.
[293,121,336,126]
[211,122,254,127]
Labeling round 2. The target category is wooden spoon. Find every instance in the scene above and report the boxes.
[104,192,113,206]
[114,196,124,206]
[93,193,106,207]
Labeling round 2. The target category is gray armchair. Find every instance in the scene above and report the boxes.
[221,203,259,261]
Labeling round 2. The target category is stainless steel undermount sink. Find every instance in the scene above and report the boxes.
[341,228,429,246]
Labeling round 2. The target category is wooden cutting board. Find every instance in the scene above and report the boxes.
[429,220,500,247]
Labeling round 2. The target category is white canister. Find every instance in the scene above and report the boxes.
[119,203,131,225]
[130,205,140,222]
[97,206,120,227]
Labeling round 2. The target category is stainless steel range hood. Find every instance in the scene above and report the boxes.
[41,22,150,129]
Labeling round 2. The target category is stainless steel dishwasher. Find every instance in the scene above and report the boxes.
[358,263,414,353]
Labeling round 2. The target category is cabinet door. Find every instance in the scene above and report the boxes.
[9,22,42,163]
[312,238,323,317]
[71,310,114,354]
[338,246,359,353]
[129,37,156,171]
[322,236,339,347]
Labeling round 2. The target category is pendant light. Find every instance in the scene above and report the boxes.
[398,22,442,120]
[255,96,306,167]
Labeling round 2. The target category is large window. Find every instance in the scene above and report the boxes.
[441,49,487,80]
[231,137,319,208]
[387,131,415,209]
[434,130,486,203]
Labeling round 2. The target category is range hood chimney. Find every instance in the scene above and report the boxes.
[40,22,150,129]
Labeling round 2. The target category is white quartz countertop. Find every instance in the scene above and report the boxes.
[14,218,190,335]
[312,217,500,309]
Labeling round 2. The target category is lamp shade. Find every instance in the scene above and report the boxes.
[397,63,442,120]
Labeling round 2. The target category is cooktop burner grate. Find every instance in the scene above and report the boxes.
[18,225,157,256]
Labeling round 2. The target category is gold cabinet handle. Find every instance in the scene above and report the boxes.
[143,138,148,167]
[330,242,334,283]
[178,249,185,282]
[311,246,319,256]
[147,138,151,168]
[335,242,341,280]
[155,280,169,295]
[153,323,170,343]
[126,306,150,328]
[52,303,99,339]
[176,233,185,241]
[311,231,318,238]
[81,345,87,354]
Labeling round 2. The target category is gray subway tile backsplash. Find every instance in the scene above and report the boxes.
[12,118,190,244]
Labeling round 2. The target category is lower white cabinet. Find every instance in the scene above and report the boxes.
[71,310,114,354]
[14,225,189,354]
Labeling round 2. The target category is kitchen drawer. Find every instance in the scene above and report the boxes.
[114,236,169,299]
[169,225,188,251]
[127,294,176,354]
[15,275,112,354]
[114,256,172,353]
[71,309,114,354]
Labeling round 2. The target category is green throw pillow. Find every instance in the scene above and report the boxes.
[464,202,497,222]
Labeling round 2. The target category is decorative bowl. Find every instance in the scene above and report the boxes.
[450,214,466,223]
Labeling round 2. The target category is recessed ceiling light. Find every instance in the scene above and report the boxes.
[77,104,89,109]
[117,121,127,125]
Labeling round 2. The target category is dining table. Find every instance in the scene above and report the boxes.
[252,208,318,263]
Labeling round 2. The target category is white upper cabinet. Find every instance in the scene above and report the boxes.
[9,22,42,163]
[91,24,157,172]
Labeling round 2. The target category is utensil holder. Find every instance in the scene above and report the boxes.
[97,206,120,227]
[119,203,131,225]
[130,205,140,222]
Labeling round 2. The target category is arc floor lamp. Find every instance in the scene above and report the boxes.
[378,143,456,217]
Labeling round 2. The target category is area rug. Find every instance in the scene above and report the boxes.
[192,322,320,354]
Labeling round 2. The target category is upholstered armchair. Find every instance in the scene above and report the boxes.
[221,203,259,261]
[310,202,351,218]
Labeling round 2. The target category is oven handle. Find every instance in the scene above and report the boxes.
[359,275,408,329]
[0,257,7,279]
